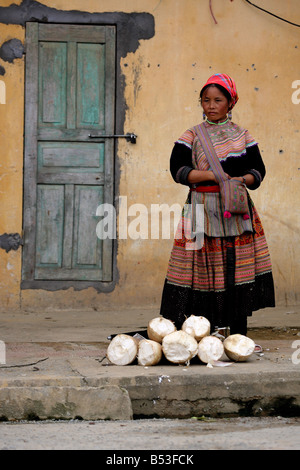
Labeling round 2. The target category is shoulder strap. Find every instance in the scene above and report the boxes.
[193,123,227,183]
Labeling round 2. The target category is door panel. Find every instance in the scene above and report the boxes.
[35,185,64,268]
[22,23,115,284]
[37,142,104,173]
[77,43,105,129]
[35,184,104,281]
[39,42,67,127]
[73,185,104,269]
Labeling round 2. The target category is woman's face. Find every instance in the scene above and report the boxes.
[201,85,232,123]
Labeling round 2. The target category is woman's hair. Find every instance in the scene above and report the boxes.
[200,83,232,104]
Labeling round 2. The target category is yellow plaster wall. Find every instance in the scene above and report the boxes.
[0,0,299,311]
[0,24,24,309]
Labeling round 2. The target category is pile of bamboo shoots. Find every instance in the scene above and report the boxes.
[106,315,255,366]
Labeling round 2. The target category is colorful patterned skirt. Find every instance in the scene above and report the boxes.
[160,199,275,333]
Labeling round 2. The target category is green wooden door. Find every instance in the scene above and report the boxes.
[22,23,115,283]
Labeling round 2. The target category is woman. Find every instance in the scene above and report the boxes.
[160,73,275,338]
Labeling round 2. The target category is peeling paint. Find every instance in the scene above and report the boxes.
[0,0,155,59]
[0,0,298,309]
[0,233,23,253]
[0,0,155,294]
[0,39,24,63]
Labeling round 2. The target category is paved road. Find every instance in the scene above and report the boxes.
[0,417,299,451]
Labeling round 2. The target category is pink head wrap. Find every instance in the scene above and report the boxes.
[200,73,239,109]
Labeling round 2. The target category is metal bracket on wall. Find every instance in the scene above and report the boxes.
[88,132,137,144]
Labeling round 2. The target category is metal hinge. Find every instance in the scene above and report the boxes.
[88,132,137,144]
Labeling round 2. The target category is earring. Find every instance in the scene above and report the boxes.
[202,111,206,120]
[228,110,232,120]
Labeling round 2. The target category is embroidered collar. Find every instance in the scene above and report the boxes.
[206,118,229,126]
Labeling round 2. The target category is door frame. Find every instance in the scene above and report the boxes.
[21,22,116,291]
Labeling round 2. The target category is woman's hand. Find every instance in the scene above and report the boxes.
[229,176,244,182]
[187,170,219,184]
[187,171,255,186]
[230,174,255,187]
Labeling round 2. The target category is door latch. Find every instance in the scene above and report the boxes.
[88,132,137,144]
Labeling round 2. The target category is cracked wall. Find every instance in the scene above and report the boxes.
[0,0,299,311]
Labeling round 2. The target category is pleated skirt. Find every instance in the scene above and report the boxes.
[160,204,275,331]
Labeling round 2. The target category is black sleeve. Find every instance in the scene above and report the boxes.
[244,145,266,189]
[170,142,266,189]
[221,144,266,190]
[170,143,193,186]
